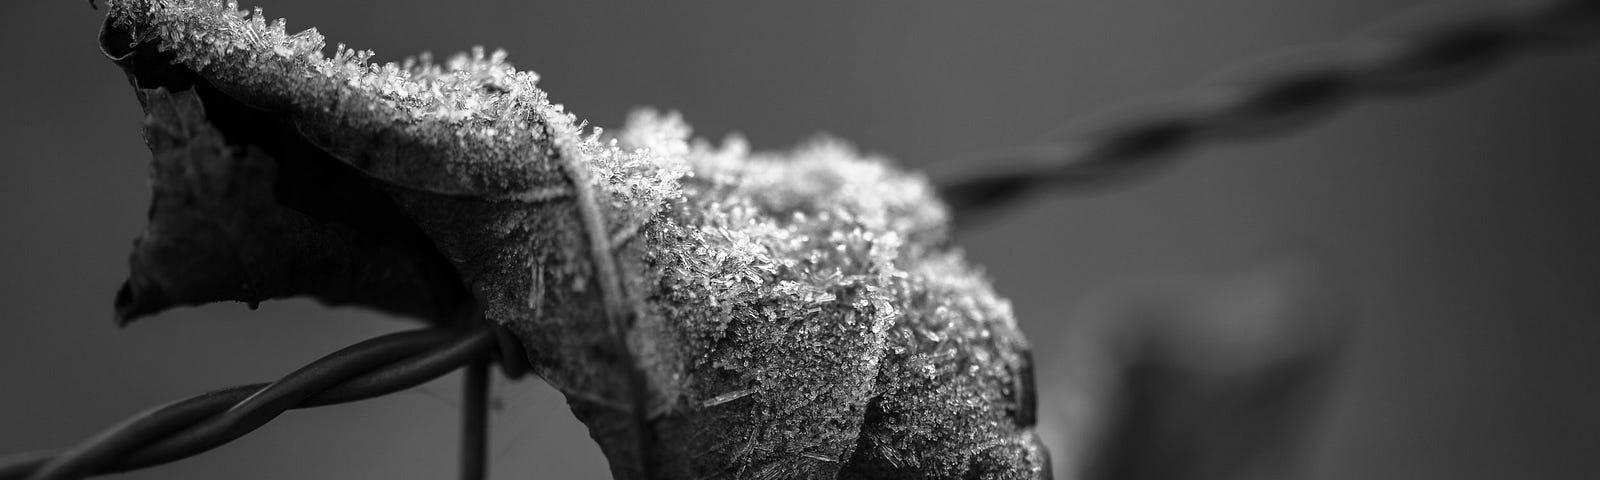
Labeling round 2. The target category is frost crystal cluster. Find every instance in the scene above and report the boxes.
[103,1,1048,478]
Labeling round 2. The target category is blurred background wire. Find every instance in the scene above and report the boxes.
[933,0,1597,225]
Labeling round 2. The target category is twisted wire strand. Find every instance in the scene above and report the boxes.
[932,0,1600,224]
[0,327,499,480]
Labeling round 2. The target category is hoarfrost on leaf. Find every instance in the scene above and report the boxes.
[100,1,1048,478]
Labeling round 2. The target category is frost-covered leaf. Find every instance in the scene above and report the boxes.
[100,1,1047,478]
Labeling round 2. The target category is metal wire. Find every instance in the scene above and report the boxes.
[461,359,491,480]
[0,326,502,480]
[932,0,1600,225]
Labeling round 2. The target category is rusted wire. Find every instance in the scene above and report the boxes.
[933,0,1600,225]
[0,326,504,480]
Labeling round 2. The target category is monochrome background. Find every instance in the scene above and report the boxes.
[1,0,1597,478]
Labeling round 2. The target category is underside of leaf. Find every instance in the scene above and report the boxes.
[104,20,472,324]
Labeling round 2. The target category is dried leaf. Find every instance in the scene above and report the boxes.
[100,1,1047,478]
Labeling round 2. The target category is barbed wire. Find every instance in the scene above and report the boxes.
[0,324,525,480]
[932,0,1599,225]
[4,1,1597,479]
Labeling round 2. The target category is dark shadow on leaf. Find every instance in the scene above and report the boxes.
[100,17,471,325]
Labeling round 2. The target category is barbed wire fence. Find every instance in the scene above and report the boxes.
[2,1,1595,479]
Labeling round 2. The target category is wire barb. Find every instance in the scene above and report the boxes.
[461,359,491,480]
[932,0,1600,225]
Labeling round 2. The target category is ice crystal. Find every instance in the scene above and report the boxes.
[113,0,536,123]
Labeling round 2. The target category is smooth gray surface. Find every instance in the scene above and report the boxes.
[1,1,1596,478]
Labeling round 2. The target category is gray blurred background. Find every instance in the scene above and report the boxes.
[2,0,1598,478]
